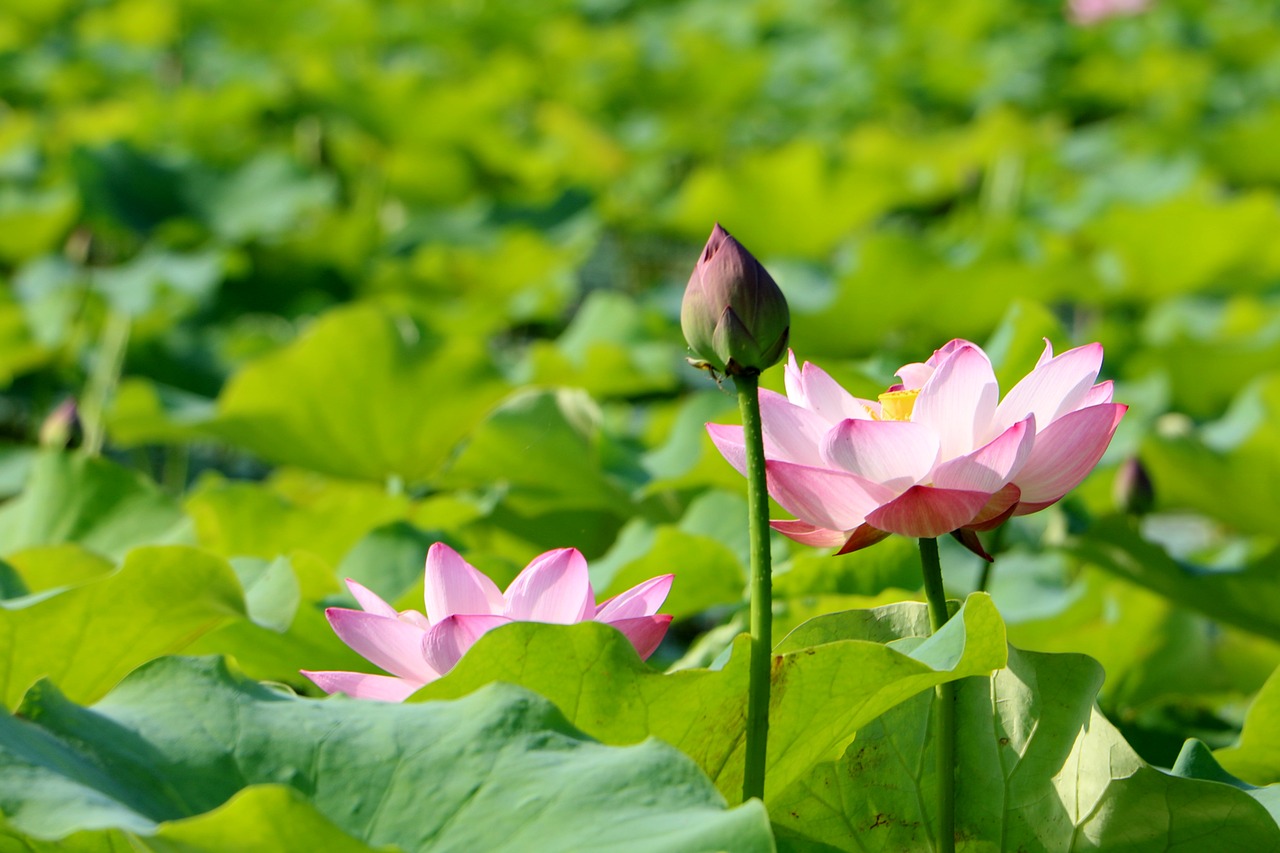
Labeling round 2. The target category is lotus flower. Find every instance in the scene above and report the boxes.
[681,223,790,377]
[708,339,1126,558]
[1068,0,1151,25]
[303,543,674,701]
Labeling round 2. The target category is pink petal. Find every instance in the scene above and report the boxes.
[421,613,510,674]
[595,574,674,621]
[345,579,398,618]
[504,548,595,623]
[606,615,673,660]
[895,339,975,390]
[993,342,1103,436]
[784,354,875,424]
[770,519,850,548]
[301,670,424,702]
[1081,380,1114,407]
[764,459,898,532]
[894,361,934,390]
[864,485,991,538]
[911,344,999,462]
[822,418,940,490]
[932,417,1035,493]
[966,483,1021,530]
[1012,497,1059,516]
[324,608,438,682]
[950,529,993,562]
[706,422,747,477]
[758,389,829,466]
[1035,338,1055,368]
[835,523,892,555]
[1013,403,1127,504]
[423,543,505,624]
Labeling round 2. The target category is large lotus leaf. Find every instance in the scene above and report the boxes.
[791,232,1082,358]
[0,546,244,708]
[1078,514,1280,642]
[185,472,413,565]
[418,594,1006,802]
[1140,374,1280,536]
[0,452,192,560]
[0,657,774,853]
[1083,190,1280,299]
[591,518,745,621]
[1174,740,1280,825]
[207,302,510,482]
[774,535,921,599]
[771,644,1280,851]
[1001,557,1280,715]
[0,786,384,852]
[524,290,682,398]
[186,552,367,686]
[440,387,634,515]
[3,545,115,593]
[1218,665,1280,786]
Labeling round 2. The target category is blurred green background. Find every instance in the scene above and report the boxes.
[3,0,1280,768]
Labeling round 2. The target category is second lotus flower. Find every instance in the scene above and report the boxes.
[303,543,674,701]
[708,338,1126,556]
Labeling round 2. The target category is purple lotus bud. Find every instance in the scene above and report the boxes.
[680,223,790,377]
[1113,456,1155,516]
[39,398,80,449]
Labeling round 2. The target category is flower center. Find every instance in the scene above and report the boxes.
[877,388,919,421]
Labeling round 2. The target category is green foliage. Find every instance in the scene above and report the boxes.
[2,0,1280,844]
[417,595,1006,803]
[0,547,243,708]
[0,657,773,852]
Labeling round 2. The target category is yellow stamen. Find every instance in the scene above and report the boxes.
[877,388,919,421]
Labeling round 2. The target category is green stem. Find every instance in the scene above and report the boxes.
[734,372,772,803]
[80,310,131,458]
[920,537,955,853]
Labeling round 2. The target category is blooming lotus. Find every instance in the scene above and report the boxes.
[708,339,1126,557]
[303,543,674,701]
[1068,0,1151,25]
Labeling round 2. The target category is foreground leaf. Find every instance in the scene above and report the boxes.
[0,547,244,708]
[418,594,1007,802]
[0,657,774,853]
[1218,665,1280,786]
[772,643,1280,851]
[0,786,384,852]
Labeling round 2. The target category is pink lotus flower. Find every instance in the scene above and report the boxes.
[303,543,674,701]
[1068,0,1151,25]
[708,339,1126,558]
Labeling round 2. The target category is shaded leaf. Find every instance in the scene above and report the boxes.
[0,657,774,852]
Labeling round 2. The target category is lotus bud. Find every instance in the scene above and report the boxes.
[680,223,790,377]
[1113,456,1155,517]
[39,398,80,449]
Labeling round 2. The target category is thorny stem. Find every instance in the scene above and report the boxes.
[920,537,955,853]
[734,372,772,803]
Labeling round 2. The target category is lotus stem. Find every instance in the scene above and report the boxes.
[735,372,772,803]
[920,537,955,853]
[81,310,131,459]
